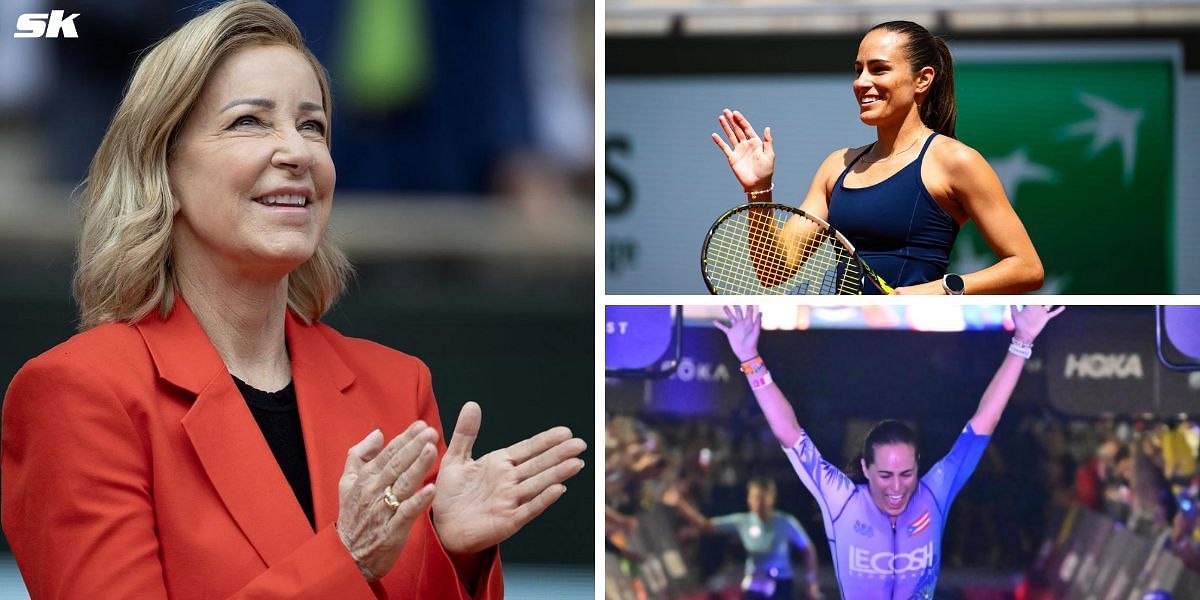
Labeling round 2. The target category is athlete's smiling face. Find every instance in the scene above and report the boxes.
[852,30,933,127]
[169,43,334,278]
[862,442,918,520]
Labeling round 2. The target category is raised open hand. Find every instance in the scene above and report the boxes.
[433,402,586,554]
[711,109,775,194]
[713,305,762,362]
[1012,305,1065,344]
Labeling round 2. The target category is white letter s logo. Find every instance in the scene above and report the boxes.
[14,13,47,38]
[14,11,79,38]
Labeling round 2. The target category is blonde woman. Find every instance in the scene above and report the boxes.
[0,2,585,598]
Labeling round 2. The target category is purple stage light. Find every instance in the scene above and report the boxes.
[1163,306,1200,359]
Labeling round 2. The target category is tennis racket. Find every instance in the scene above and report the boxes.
[700,203,893,295]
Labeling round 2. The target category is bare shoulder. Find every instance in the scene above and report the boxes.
[927,136,988,174]
[814,145,864,186]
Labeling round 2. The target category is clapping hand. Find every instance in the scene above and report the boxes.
[432,402,586,554]
[337,424,439,580]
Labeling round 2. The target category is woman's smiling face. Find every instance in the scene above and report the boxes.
[853,29,929,127]
[169,43,334,278]
[862,442,919,519]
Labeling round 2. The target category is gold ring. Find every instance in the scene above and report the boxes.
[383,485,401,510]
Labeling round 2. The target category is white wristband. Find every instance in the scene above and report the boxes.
[1008,337,1033,359]
[749,371,774,390]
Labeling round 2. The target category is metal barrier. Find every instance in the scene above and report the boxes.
[1023,505,1200,600]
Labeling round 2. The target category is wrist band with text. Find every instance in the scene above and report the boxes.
[749,371,774,390]
[740,356,765,375]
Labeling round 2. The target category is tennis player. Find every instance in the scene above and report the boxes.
[712,21,1043,295]
[715,305,1063,598]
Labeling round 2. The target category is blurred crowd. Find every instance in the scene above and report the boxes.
[1043,416,1200,571]
[606,406,797,598]
[605,407,1200,598]
[0,0,593,204]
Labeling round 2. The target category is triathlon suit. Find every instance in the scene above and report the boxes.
[826,133,959,294]
[783,423,990,599]
[711,511,813,599]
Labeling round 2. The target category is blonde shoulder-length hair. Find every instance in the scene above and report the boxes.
[74,0,351,331]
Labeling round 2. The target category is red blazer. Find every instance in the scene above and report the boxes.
[1,300,503,599]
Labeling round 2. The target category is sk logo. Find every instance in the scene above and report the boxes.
[14,10,80,38]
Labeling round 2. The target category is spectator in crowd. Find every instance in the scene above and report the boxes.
[1162,419,1198,488]
[1075,436,1119,511]
[1130,433,1175,536]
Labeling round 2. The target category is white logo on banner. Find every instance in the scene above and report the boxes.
[665,358,730,383]
[1064,353,1144,379]
[14,11,79,38]
[849,542,934,576]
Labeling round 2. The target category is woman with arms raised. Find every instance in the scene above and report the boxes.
[714,305,1062,597]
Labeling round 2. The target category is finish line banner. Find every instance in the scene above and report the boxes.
[606,43,1176,294]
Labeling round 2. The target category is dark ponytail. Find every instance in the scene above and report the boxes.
[847,419,920,483]
[868,21,956,139]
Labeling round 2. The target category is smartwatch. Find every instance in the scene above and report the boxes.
[942,273,965,295]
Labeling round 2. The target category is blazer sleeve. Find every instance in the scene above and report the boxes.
[2,353,172,598]
[1,353,376,600]
[394,358,504,600]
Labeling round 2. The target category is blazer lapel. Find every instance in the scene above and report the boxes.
[284,313,378,530]
[136,300,315,566]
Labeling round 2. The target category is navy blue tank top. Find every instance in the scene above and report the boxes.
[827,133,959,294]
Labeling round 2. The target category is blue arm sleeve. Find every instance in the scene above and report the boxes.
[921,423,991,510]
[785,514,811,550]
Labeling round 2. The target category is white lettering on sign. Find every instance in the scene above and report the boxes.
[1064,353,1144,379]
[667,358,730,383]
[605,321,629,335]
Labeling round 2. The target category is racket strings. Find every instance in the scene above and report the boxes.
[704,208,863,295]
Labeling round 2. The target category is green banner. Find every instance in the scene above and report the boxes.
[952,61,1173,293]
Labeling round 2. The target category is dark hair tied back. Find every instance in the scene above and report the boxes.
[869,21,957,139]
[848,419,919,483]
[863,420,918,465]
